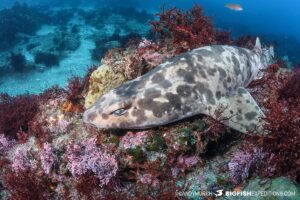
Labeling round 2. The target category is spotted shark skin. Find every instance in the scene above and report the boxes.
[83,38,274,133]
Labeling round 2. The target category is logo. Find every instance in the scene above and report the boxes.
[214,189,224,197]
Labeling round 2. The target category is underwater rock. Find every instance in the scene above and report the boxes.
[91,39,121,61]
[164,127,195,153]
[0,52,10,70]
[28,29,80,55]
[102,46,143,80]
[0,2,48,50]
[1,4,300,199]
[52,31,80,52]
[9,52,27,72]
[34,52,60,67]
[84,64,126,109]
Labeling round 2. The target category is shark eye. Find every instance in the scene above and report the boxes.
[111,108,127,116]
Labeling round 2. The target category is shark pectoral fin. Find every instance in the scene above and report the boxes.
[212,87,265,133]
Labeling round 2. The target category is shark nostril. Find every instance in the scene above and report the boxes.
[84,111,97,122]
[102,113,109,119]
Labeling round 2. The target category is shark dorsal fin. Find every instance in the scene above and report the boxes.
[253,37,262,54]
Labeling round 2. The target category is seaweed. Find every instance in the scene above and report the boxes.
[234,35,256,49]
[3,170,54,199]
[127,147,145,163]
[66,77,85,105]
[278,68,300,101]
[0,94,39,139]
[150,4,231,53]
[245,64,300,183]
[61,77,85,113]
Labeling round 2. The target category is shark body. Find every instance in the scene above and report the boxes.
[83,38,274,133]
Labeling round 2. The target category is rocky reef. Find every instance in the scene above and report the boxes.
[0,3,152,96]
[0,5,299,200]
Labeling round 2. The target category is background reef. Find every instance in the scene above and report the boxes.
[0,3,300,200]
[0,2,153,95]
[1,1,300,96]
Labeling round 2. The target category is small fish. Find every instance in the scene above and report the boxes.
[225,3,243,11]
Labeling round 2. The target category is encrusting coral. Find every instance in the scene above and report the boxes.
[0,4,300,199]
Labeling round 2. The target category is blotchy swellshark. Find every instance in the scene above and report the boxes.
[83,38,274,133]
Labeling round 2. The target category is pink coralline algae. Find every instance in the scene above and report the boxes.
[120,131,149,150]
[172,155,199,177]
[47,117,70,133]
[139,173,159,187]
[11,147,34,173]
[0,134,13,152]
[137,39,174,67]
[141,51,173,67]
[40,143,57,175]
[228,148,265,185]
[138,39,153,49]
[177,155,199,168]
[67,138,118,186]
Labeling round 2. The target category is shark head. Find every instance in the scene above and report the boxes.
[83,75,178,129]
[253,37,275,67]
[83,88,143,129]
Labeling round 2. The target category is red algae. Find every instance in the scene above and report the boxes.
[246,64,300,182]
[151,5,231,53]
[0,94,39,139]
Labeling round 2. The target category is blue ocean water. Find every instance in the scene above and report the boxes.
[1,0,299,40]
[0,0,299,96]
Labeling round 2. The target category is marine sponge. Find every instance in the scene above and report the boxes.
[84,64,126,109]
